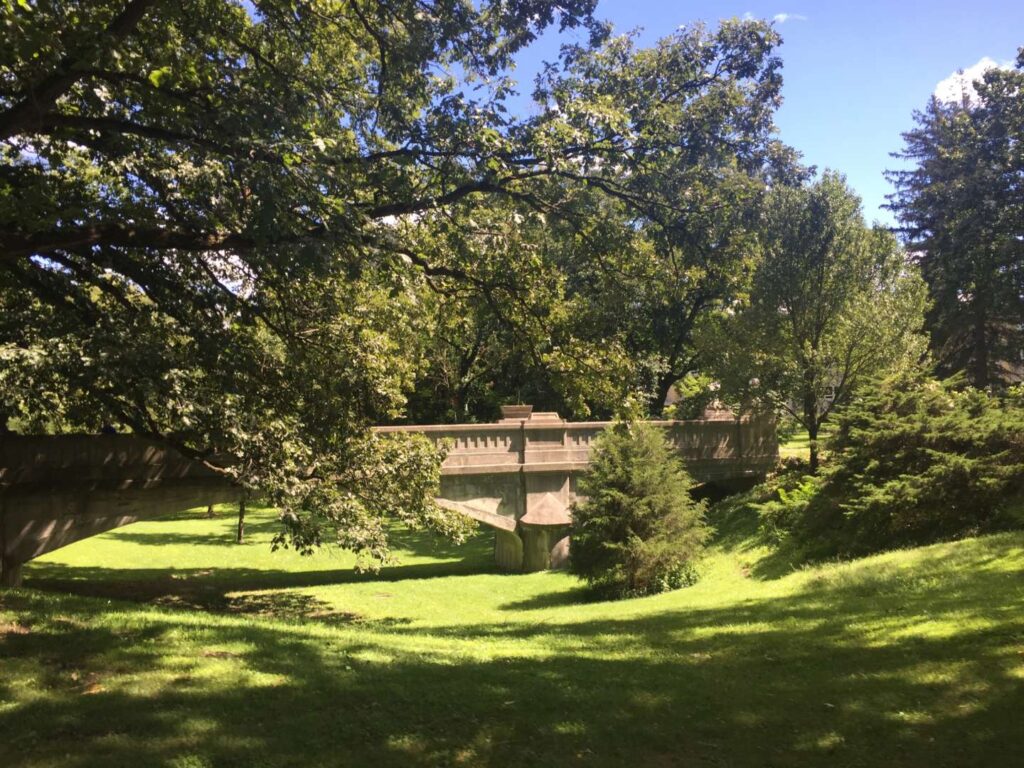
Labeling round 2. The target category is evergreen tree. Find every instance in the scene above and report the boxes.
[570,423,709,598]
[888,51,1024,388]
[794,372,1024,557]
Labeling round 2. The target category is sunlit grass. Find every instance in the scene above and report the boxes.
[777,427,836,462]
[2,504,1023,767]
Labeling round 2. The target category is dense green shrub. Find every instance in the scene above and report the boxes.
[570,423,709,598]
[790,374,1024,557]
[755,475,820,544]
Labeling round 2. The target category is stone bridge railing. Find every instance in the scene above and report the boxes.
[375,407,778,572]
[0,408,777,584]
[0,435,240,587]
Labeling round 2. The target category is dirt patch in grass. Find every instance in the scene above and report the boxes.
[0,620,31,636]
[223,591,362,624]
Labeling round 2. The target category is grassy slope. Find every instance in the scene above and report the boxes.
[2,505,1023,768]
[777,427,836,462]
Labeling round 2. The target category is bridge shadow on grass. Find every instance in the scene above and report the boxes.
[23,526,496,616]
[23,558,498,616]
[2,545,1022,768]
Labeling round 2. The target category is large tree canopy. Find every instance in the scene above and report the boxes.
[0,0,604,562]
[1,1,793,560]
[888,51,1024,388]
[401,20,801,421]
[709,172,928,472]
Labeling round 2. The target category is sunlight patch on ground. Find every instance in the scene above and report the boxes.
[4,507,1023,767]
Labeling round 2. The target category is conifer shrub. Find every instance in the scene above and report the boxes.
[791,374,1024,557]
[570,423,709,598]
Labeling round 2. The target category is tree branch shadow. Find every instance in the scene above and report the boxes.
[2,549,1022,767]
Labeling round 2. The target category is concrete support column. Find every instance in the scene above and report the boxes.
[1,556,23,588]
[494,529,524,572]
[520,525,570,572]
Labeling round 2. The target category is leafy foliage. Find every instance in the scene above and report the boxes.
[397,198,639,423]
[532,22,805,413]
[786,373,1024,558]
[399,20,802,423]
[710,172,928,471]
[0,0,602,563]
[754,474,819,545]
[570,423,709,598]
[888,52,1024,388]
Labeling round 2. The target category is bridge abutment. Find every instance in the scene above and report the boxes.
[0,556,23,588]
[521,524,570,572]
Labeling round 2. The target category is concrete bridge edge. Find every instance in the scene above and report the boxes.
[1,500,24,587]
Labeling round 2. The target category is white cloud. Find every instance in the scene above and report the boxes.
[772,12,807,23]
[934,56,1014,104]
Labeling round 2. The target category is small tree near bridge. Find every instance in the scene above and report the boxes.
[570,424,709,598]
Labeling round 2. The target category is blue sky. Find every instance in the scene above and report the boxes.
[511,0,1024,226]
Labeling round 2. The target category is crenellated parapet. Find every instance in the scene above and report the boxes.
[375,406,778,572]
[0,407,778,585]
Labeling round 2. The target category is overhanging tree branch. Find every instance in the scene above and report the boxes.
[0,0,158,140]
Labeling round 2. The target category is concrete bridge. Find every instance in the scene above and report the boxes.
[0,435,241,587]
[375,406,778,572]
[0,408,777,586]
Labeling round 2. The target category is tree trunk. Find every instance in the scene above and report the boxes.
[652,373,676,417]
[971,297,991,389]
[807,419,820,475]
[803,380,820,474]
[236,496,246,544]
[1,556,23,588]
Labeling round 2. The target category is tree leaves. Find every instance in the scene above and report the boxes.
[888,52,1024,387]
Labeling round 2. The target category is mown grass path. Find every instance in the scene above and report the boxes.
[2,506,1022,767]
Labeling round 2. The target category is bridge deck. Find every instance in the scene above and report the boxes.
[1,410,777,583]
[376,410,778,570]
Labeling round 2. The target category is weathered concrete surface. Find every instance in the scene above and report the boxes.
[0,436,239,587]
[0,408,777,584]
[376,407,778,573]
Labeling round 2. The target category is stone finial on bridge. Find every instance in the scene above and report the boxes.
[499,404,533,422]
[499,405,566,424]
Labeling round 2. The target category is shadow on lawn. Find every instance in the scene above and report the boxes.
[22,558,497,615]
[104,516,490,563]
[23,524,496,615]
[705,491,812,580]
[2,541,1022,768]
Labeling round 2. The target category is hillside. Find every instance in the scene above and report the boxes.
[2,505,1022,767]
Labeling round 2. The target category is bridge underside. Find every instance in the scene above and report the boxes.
[1,413,777,584]
[1,480,241,587]
[0,435,240,587]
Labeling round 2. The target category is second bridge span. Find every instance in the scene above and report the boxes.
[375,406,778,572]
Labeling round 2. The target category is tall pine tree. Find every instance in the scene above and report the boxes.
[888,51,1024,388]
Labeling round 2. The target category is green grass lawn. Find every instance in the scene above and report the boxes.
[777,427,835,462]
[2,504,1023,767]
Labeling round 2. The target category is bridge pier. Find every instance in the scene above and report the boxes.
[1,556,23,588]
[494,529,524,571]
[521,524,570,572]
[493,525,570,573]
